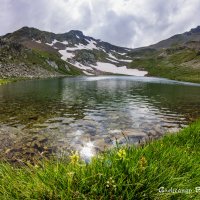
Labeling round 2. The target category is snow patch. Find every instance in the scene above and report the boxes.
[62,40,99,51]
[108,53,118,60]
[106,58,119,63]
[36,40,41,43]
[100,48,106,53]
[73,62,93,70]
[64,60,92,71]
[86,40,98,50]
[46,39,69,46]
[83,71,93,75]
[117,59,132,63]
[46,39,59,46]
[85,39,96,44]
[46,38,100,53]
[59,50,75,60]
[62,41,69,45]
[117,52,127,55]
[108,53,132,63]
[92,62,148,76]
[111,50,128,55]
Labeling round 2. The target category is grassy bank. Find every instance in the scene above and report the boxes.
[0,121,200,199]
[128,48,200,83]
[129,57,200,83]
[0,78,29,86]
[0,79,12,85]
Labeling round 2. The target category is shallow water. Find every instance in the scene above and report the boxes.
[0,76,200,161]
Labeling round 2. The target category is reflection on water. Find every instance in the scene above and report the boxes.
[80,141,95,163]
[0,76,200,161]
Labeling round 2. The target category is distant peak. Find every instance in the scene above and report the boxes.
[68,30,84,37]
[18,26,37,31]
[14,26,43,35]
[190,26,200,33]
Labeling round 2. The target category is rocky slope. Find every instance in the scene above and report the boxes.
[0,36,83,78]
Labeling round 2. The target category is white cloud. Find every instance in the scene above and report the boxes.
[0,0,200,48]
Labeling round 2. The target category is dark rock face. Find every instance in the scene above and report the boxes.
[3,26,56,43]
[190,26,200,34]
[67,30,84,38]
[74,50,97,65]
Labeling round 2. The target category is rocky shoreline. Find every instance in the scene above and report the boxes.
[0,121,180,164]
[0,62,62,78]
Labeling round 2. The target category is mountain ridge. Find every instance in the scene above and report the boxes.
[148,26,200,49]
[0,26,200,82]
[128,26,200,83]
[1,26,145,77]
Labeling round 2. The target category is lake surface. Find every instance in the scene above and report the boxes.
[0,76,200,162]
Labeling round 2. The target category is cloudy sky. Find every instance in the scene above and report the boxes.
[0,0,200,48]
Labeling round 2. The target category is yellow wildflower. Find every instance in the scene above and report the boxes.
[67,172,75,177]
[69,151,80,164]
[34,164,39,168]
[139,156,148,170]
[117,149,126,160]
[160,142,164,147]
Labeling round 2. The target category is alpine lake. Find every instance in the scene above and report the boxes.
[0,76,200,163]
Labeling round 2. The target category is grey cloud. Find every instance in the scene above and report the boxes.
[94,11,139,47]
[0,0,200,48]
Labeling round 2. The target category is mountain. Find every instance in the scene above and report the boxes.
[0,27,147,78]
[0,28,83,78]
[150,26,200,49]
[0,26,200,82]
[128,26,200,83]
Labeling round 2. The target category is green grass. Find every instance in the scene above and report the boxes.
[129,49,200,83]
[168,50,197,64]
[0,121,200,199]
[0,79,10,85]
[0,78,19,85]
